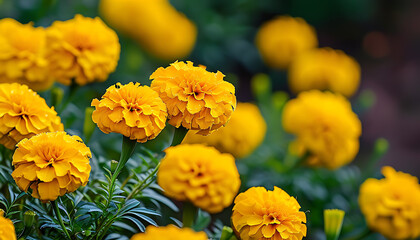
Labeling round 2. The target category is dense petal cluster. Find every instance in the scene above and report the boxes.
[12,132,91,201]
[130,225,207,240]
[46,14,120,86]
[359,166,420,240]
[150,61,236,135]
[0,83,63,149]
[0,215,16,240]
[0,18,53,91]
[183,102,266,158]
[157,144,240,213]
[255,16,317,69]
[100,0,196,60]
[232,187,307,240]
[282,90,361,169]
[289,48,361,97]
[91,82,167,143]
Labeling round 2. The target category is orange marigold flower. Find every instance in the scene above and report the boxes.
[0,83,63,149]
[91,82,167,143]
[12,131,91,202]
[46,14,120,86]
[130,225,207,240]
[359,166,420,240]
[232,187,307,240]
[0,214,17,240]
[157,144,240,213]
[0,18,53,91]
[150,61,236,135]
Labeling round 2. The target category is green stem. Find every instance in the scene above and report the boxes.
[126,162,160,200]
[171,127,189,146]
[182,202,197,228]
[52,201,72,240]
[57,83,79,114]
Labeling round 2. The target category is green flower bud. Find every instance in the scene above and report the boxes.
[324,209,345,240]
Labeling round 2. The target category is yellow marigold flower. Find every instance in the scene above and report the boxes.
[91,82,167,143]
[282,90,361,169]
[0,215,16,240]
[183,102,266,159]
[130,225,207,240]
[289,48,361,97]
[100,0,196,60]
[255,16,318,69]
[12,131,91,202]
[232,186,307,240]
[0,18,53,91]
[157,144,240,213]
[150,61,236,135]
[46,14,120,86]
[0,83,63,149]
[359,166,420,240]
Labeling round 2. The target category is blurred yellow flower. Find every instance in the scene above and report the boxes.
[46,14,120,86]
[289,48,361,97]
[0,18,53,91]
[232,186,307,240]
[359,166,420,240]
[255,16,318,69]
[0,215,16,240]
[130,225,207,240]
[282,90,361,169]
[183,102,266,158]
[0,83,63,149]
[151,61,236,135]
[100,0,196,61]
[12,131,91,202]
[157,144,240,213]
[91,82,167,143]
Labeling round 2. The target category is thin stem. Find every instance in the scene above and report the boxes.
[171,127,189,146]
[126,162,160,200]
[182,202,197,228]
[52,201,72,240]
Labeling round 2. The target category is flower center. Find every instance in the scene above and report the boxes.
[263,213,281,225]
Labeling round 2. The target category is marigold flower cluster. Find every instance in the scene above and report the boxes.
[0,214,16,240]
[183,102,266,158]
[232,186,307,240]
[151,61,236,135]
[130,225,207,240]
[0,83,63,149]
[12,131,92,202]
[100,0,196,60]
[359,166,420,240]
[91,82,167,143]
[282,90,361,169]
[157,144,240,213]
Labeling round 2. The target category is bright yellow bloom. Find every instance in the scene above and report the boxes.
[46,14,120,86]
[0,215,16,240]
[282,90,361,169]
[0,83,63,149]
[150,61,236,135]
[289,48,361,97]
[100,0,196,61]
[130,225,207,240]
[232,187,307,240]
[12,131,91,202]
[0,18,53,91]
[359,166,420,240]
[255,16,318,69]
[183,102,266,158]
[157,144,240,213]
[91,82,167,143]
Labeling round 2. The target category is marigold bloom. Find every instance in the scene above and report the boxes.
[12,132,91,202]
[130,225,207,240]
[0,18,53,91]
[289,48,361,97]
[0,83,63,149]
[46,14,120,86]
[359,166,420,240]
[183,102,266,158]
[151,61,236,135]
[232,187,307,240]
[255,16,318,69]
[91,82,167,143]
[157,144,240,213]
[0,215,16,240]
[282,90,361,169]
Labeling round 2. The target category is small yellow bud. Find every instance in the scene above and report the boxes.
[324,209,345,240]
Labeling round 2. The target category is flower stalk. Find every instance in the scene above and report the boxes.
[182,202,197,228]
[171,126,189,146]
[52,201,72,240]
